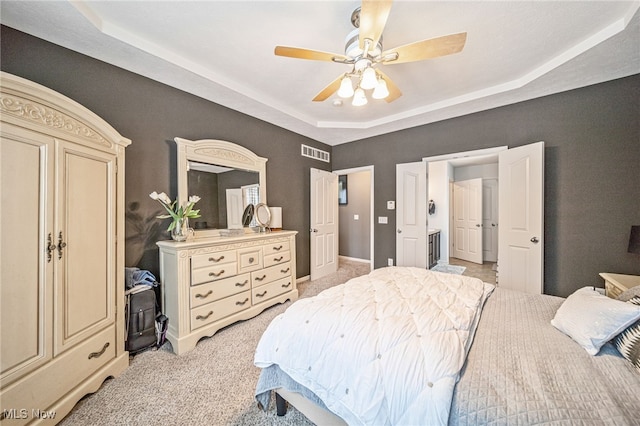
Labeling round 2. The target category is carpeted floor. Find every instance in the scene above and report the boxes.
[60,259,371,426]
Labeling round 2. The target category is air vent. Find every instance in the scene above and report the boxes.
[301,144,330,163]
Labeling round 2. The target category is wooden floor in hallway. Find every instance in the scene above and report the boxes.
[449,257,497,284]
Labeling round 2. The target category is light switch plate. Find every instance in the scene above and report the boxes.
[387,201,395,210]
[354,214,359,220]
[378,216,388,224]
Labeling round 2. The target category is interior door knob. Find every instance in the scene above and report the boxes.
[530,237,539,243]
[310,228,318,233]
[397,229,402,234]
[475,224,481,227]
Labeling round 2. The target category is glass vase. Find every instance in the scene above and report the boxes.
[171,218,189,242]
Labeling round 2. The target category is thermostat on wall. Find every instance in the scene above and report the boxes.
[387,201,395,210]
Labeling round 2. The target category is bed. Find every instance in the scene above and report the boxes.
[254,266,640,425]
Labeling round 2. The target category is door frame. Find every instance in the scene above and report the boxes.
[332,165,375,272]
[424,146,507,265]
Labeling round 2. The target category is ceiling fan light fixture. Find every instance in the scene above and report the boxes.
[372,78,389,99]
[352,87,368,107]
[360,66,378,90]
[337,75,355,98]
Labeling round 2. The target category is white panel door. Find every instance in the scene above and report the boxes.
[482,179,499,262]
[310,168,338,280]
[226,188,243,229]
[498,142,544,294]
[396,162,427,268]
[452,178,483,264]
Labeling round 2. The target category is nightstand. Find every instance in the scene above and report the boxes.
[599,273,640,298]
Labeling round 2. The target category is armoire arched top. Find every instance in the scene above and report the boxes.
[0,71,131,152]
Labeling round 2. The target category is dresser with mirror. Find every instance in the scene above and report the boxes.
[157,138,297,355]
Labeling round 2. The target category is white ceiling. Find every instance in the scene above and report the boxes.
[2,1,639,146]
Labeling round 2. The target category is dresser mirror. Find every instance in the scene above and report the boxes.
[175,137,267,238]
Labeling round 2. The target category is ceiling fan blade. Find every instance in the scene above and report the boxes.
[275,46,348,62]
[382,32,467,65]
[375,69,402,103]
[359,0,393,50]
[312,74,344,102]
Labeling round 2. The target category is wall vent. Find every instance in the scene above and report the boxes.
[301,144,330,163]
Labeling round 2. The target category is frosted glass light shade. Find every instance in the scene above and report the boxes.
[360,67,378,90]
[337,76,354,98]
[372,78,389,99]
[352,87,368,106]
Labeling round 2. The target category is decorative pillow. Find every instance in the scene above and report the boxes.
[613,296,640,371]
[551,287,640,355]
[617,285,640,302]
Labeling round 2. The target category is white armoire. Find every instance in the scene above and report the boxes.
[0,72,130,424]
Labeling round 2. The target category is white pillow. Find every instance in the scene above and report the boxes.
[551,286,640,355]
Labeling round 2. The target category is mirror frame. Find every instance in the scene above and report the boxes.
[174,137,267,238]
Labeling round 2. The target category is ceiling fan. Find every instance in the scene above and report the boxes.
[274,0,467,106]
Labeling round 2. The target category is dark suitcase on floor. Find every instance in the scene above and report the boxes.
[125,287,157,354]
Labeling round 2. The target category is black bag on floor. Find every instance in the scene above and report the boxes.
[125,287,157,354]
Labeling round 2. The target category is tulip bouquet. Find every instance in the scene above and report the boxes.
[149,191,201,232]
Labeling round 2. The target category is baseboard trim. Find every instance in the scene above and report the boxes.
[339,255,370,264]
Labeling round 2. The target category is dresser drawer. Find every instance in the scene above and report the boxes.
[252,261,292,287]
[263,240,290,256]
[252,277,294,305]
[192,262,238,285]
[190,273,251,308]
[191,249,236,269]
[190,290,251,331]
[263,250,291,268]
[238,247,263,274]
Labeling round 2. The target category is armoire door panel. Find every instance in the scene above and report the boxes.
[55,142,116,355]
[0,131,54,385]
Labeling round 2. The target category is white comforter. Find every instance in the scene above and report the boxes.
[254,267,494,425]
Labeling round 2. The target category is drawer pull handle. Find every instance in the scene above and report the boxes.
[281,282,292,288]
[196,311,214,320]
[273,245,284,251]
[274,256,284,262]
[255,275,267,282]
[209,270,225,277]
[249,257,255,263]
[195,290,213,299]
[236,298,249,306]
[256,290,267,298]
[235,280,249,287]
[88,342,110,359]
[209,256,225,263]
[280,268,290,274]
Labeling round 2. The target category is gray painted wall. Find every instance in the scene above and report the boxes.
[338,171,371,261]
[333,75,640,297]
[0,26,332,279]
[3,26,638,297]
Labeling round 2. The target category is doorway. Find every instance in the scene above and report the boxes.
[332,166,374,272]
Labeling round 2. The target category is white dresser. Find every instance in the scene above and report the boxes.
[158,231,297,355]
[1,72,130,424]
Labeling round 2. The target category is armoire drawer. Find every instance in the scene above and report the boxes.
[252,261,292,287]
[189,273,251,308]
[252,277,294,305]
[190,290,251,331]
[1,326,116,416]
[263,250,291,268]
[192,262,238,285]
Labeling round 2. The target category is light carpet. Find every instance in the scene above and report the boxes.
[430,264,466,275]
[60,260,370,426]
